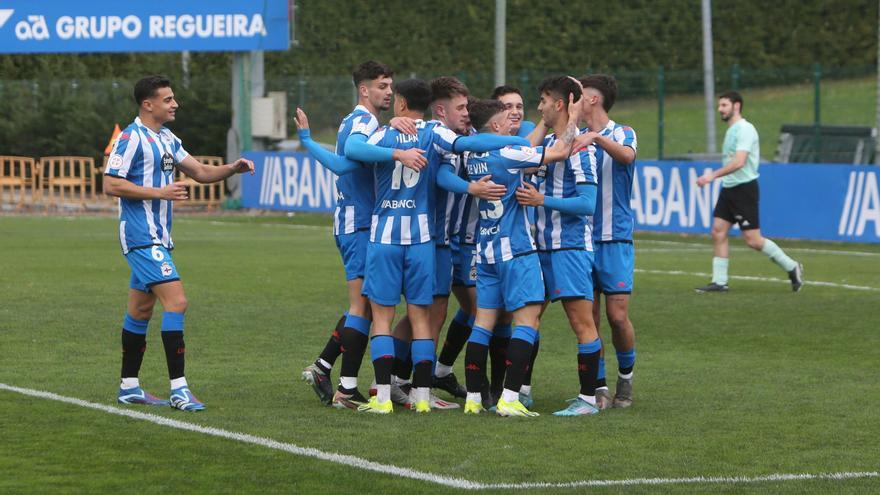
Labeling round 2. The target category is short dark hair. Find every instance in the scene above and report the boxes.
[490,85,521,100]
[352,60,393,87]
[467,99,506,132]
[430,76,469,102]
[579,74,618,112]
[537,75,582,104]
[134,75,171,106]
[394,79,432,113]
[719,91,744,111]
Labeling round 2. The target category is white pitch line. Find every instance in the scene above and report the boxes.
[635,269,880,292]
[636,238,880,257]
[1,383,878,490]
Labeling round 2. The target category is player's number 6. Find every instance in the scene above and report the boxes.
[151,246,165,261]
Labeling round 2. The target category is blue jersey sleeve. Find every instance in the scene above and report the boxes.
[298,128,359,175]
[454,134,530,154]
[541,183,597,216]
[344,130,395,163]
[496,145,546,169]
[436,161,470,194]
[517,120,537,138]
[104,127,141,179]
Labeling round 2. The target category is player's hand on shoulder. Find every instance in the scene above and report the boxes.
[572,131,598,152]
[232,158,256,175]
[468,175,507,201]
[390,117,418,136]
[394,148,427,171]
[515,180,544,206]
[160,182,189,201]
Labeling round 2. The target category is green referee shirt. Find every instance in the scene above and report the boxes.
[721,118,760,188]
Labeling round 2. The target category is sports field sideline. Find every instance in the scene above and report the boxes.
[1,215,877,494]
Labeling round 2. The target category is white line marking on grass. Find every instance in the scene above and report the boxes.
[637,238,880,257]
[635,269,880,292]
[2,383,878,490]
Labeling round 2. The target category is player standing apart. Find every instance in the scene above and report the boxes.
[576,74,639,409]
[695,91,803,293]
[105,75,254,411]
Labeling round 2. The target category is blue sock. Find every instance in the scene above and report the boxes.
[161,312,185,332]
[344,314,370,336]
[411,339,436,389]
[617,349,636,375]
[370,335,395,387]
[468,325,492,345]
[511,325,538,345]
[453,309,470,327]
[123,314,149,335]
[493,323,512,339]
[392,336,411,362]
[598,356,607,383]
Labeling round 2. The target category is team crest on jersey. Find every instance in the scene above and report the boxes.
[161,152,176,172]
[160,262,173,277]
[108,154,123,169]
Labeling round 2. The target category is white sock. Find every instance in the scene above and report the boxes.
[376,384,390,403]
[578,394,596,405]
[339,376,357,390]
[712,257,729,285]
[619,371,633,380]
[501,388,519,403]
[120,377,139,390]
[170,377,187,390]
[519,384,532,395]
[392,375,411,386]
[761,238,798,272]
[434,363,453,378]
[413,387,430,403]
[596,386,609,392]
[466,392,482,403]
[317,358,332,371]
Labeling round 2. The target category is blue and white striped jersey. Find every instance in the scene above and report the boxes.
[535,130,598,251]
[465,145,543,264]
[366,120,460,245]
[334,105,379,235]
[592,120,638,242]
[105,117,189,255]
[452,158,481,245]
[434,152,463,246]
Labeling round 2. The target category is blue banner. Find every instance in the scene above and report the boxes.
[0,1,289,53]
[240,153,880,244]
[633,161,880,244]
[241,151,338,213]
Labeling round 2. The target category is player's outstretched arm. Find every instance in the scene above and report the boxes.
[294,107,359,175]
[516,182,596,216]
[525,119,547,146]
[176,155,255,184]
[344,133,427,171]
[103,175,189,201]
[452,134,530,154]
[517,120,537,138]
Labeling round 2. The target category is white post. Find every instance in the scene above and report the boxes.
[494,0,506,87]
[702,0,717,154]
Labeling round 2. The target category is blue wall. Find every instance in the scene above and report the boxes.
[241,152,880,244]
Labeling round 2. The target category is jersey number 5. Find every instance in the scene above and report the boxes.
[391,160,420,190]
[480,200,504,220]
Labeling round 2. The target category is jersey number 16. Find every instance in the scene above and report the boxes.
[391,160,420,190]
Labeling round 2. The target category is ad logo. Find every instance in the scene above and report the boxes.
[838,171,880,238]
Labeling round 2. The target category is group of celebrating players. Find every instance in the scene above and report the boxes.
[296,60,639,417]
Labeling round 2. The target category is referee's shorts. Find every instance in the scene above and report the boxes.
[713,179,760,230]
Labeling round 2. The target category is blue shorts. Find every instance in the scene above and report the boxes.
[452,242,477,288]
[363,241,435,306]
[477,253,545,312]
[539,249,595,302]
[592,242,634,295]
[335,230,369,281]
[434,245,453,297]
[126,246,180,293]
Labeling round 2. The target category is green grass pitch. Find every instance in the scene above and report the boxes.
[0,215,878,494]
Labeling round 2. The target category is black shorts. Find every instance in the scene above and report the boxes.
[713,179,760,230]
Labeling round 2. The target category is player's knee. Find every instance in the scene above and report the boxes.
[165,296,188,313]
[711,227,727,242]
[744,235,763,250]
[608,314,630,332]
